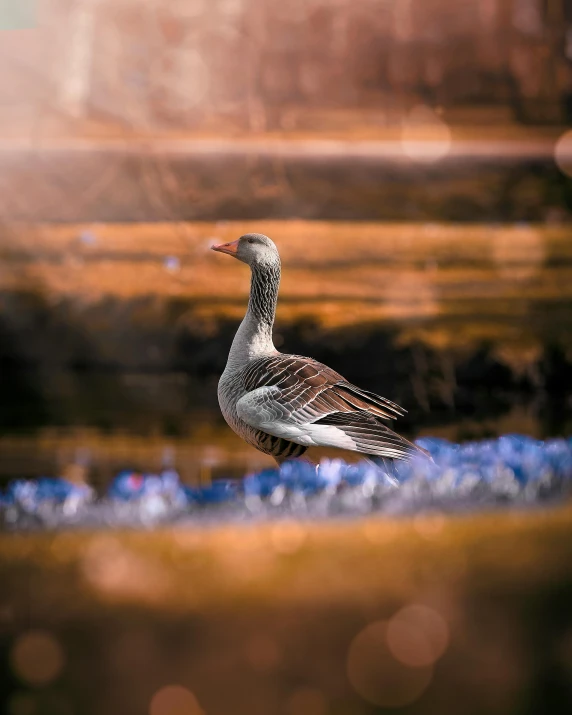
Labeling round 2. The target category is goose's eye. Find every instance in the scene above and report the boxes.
[247,238,255,244]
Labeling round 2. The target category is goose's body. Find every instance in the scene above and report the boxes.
[213,233,428,467]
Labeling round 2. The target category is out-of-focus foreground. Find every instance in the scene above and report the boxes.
[2,509,572,715]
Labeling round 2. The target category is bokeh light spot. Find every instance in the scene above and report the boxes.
[554,130,572,177]
[149,685,204,715]
[10,630,65,686]
[347,621,432,708]
[401,105,451,163]
[78,230,97,246]
[387,605,449,667]
[164,255,181,273]
[386,619,434,668]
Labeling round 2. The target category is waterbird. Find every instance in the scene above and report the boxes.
[212,233,429,469]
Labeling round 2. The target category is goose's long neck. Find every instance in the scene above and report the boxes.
[226,260,280,368]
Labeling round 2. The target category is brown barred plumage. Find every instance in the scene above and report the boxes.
[213,233,429,467]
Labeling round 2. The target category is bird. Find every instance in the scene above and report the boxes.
[211,233,429,471]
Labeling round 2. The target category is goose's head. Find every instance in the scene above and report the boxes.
[211,233,279,269]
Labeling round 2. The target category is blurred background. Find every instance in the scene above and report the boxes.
[2,2,572,713]
[1,0,572,485]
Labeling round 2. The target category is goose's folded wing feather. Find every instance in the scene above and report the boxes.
[236,355,424,460]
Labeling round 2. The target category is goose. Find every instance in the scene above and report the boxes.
[211,233,429,471]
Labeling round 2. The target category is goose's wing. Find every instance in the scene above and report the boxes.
[237,354,424,460]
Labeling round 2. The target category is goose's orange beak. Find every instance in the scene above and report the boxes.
[211,239,239,257]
